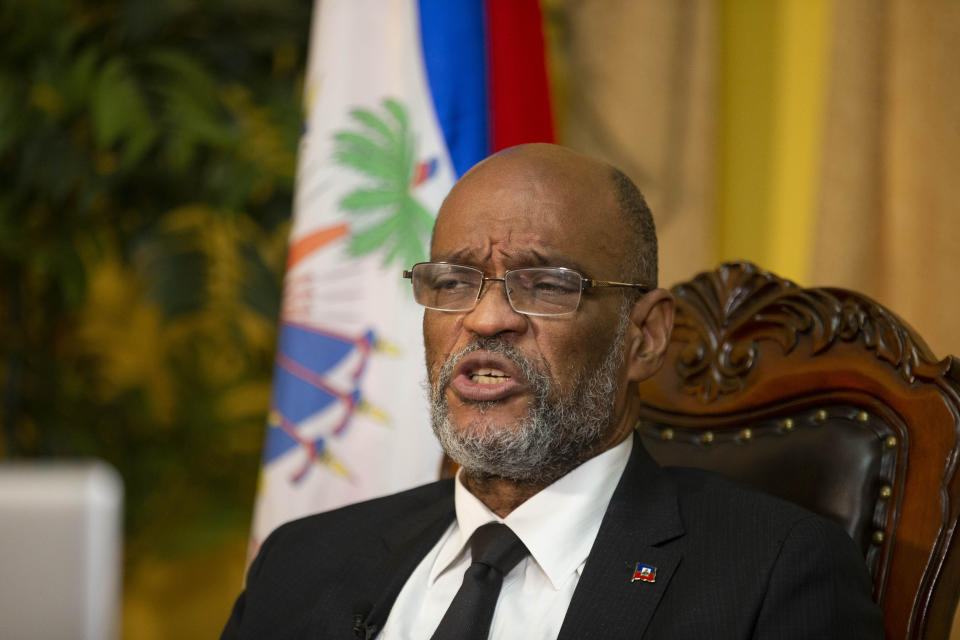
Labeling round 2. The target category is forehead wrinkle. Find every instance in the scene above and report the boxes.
[433,245,596,279]
[499,249,594,276]
[433,246,492,265]
[431,227,528,264]
[431,244,521,269]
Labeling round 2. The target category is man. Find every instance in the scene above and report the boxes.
[222,144,883,639]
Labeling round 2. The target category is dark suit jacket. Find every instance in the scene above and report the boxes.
[222,438,883,639]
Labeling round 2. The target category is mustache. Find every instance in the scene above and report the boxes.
[432,337,549,397]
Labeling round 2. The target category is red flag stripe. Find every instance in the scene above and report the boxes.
[485,0,555,151]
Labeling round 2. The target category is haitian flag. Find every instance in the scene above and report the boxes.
[250,0,554,554]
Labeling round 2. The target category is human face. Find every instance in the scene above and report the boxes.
[429,314,629,483]
[424,148,635,475]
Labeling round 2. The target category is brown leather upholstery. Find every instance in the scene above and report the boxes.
[641,405,898,579]
[636,261,960,639]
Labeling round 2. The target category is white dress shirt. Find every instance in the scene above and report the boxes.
[377,434,633,640]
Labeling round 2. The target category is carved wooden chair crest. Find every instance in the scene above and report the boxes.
[637,261,960,639]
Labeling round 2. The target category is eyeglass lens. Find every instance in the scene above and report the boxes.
[506,267,582,315]
[410,264,583,315]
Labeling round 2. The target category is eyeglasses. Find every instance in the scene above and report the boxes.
[402,262,651,317]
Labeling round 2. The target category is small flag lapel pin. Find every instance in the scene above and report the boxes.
[631,562,657,583]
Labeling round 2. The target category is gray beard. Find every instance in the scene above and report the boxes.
[429,316,628,485]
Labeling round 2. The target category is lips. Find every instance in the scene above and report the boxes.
[449,351,527,402]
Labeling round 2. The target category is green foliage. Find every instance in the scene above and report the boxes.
[334,99,434,267]
[0,0,310,558]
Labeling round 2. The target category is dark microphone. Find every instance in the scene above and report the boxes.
[352,600,377,639]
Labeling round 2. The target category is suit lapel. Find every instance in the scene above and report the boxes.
[359,491,456,638]
[558,439,684,640]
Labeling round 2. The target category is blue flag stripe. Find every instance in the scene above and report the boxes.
[418,0,489,177]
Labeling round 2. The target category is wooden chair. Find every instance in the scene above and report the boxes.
[637,261,960,639]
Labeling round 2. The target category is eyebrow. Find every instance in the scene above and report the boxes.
[431,248,595,278]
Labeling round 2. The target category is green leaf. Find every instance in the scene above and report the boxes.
[348,107,395,145]
[392,223,428,266]
[63,49,99,110]
[148,49,220,109]
[381,239,402,266]
[396,198,432,262]
[91,58,134,146]
[148,52,235,154]
[404,195,436,233]
[333,131,398,166]
[340,188,401,211]
[91,57,157,164]
[164,130,195,171]
[383,98,408,133]
[333,149,402,183]
[334,99,435,267]
[125,127,158,166]
[162,82,234,148]
[347,215,402,256]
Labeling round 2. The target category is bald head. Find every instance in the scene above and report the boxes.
[458,143,614,194]
[434,144,658,288]
[423,144,673,492]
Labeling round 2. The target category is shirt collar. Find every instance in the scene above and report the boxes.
[429,433,634,590]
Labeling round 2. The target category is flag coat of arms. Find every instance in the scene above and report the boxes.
[250,0,554,554]
[632,563,657,583]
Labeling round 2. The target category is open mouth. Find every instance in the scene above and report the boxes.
[449,351,527,402]
[470,367,511,385]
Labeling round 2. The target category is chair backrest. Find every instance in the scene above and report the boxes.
[636,261,960,639]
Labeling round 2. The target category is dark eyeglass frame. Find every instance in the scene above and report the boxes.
[402,262,652,317]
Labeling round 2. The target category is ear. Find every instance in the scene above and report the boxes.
[624,288,675,383]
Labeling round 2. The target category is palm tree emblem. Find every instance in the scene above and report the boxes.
[333,98,436,267]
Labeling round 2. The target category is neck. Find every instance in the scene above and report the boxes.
[459,430,634,517]
[461,474,547,518]
[456,405,641,517]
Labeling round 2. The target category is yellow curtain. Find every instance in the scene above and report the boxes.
[550,0,959,360]
[716,0,831,283]
[812,0,960,361]
[547,0,719,288]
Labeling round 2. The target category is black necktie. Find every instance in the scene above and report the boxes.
[430,522,529,640]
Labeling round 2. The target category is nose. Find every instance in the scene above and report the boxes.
[461,278,528,337]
